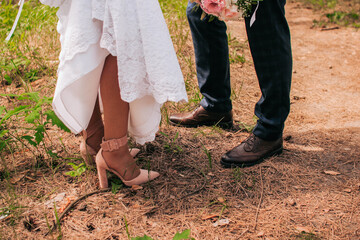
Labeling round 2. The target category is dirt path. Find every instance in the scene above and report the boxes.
[286,3,360,132]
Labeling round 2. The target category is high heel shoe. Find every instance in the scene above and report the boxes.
[95,136,159,188]
[80,121,139,166]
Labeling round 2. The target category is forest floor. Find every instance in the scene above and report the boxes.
[0,0,359,239]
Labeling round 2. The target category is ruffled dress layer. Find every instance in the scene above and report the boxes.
[40,0,188,144]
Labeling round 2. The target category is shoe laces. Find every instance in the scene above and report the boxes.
[244,134,257,151]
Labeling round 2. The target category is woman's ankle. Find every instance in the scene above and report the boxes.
[102,147,140,181]
[84,124,104,152]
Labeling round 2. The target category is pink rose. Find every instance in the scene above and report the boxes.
[221,5,241,20]
[200,0,226,17]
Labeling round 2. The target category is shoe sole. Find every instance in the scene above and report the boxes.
[220,147,283,168]
[169,120,233,129]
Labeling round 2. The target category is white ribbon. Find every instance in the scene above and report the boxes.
[5,0,25,41]
[250,1,260,27]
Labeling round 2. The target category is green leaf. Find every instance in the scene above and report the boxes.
[18,92,40,102]
[76,166,86,175]
[21,135,38,147]
[65,171,77,177]
[111,178,123,194]
[44,110,71,132]
[0,93,20,98]
[173,229,192,240]
[0,106,5,116]
[65,163,87,177]
[131,235,154,240]
[34,125,45,144]
[0,105,29,125]
[47,150,60,159]
[67,162,84,171]
[0,141,6,152]
[24,107,41,123]
[4,75,12,85]
[67,162,77,168]
[0,130,8,138]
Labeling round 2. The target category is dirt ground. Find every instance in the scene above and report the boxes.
[1,1,359,239]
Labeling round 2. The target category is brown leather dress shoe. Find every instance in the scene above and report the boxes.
[169,106,233,128]
[220,133,283,168]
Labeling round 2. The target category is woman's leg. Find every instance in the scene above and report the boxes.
[99,55,140,181]
[84,97,104,153]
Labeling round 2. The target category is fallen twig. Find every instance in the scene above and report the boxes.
[321,26,339,31]
[45,188,110,236]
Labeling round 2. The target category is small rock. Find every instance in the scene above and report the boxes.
[256,231,265,237]
[288,198,296,206]
[213,218,230,227]
[45,192,66,208]
[53,192,66,202]
[343,188,352,193]
[324,170,341,176]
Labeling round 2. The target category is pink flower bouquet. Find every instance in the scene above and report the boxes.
[191,0,258,21]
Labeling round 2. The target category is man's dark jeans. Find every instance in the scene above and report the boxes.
[186,0,292,140]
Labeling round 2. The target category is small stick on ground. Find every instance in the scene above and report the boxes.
[321,26,340,31]
[45,188,110,236]
[253,167,264,231]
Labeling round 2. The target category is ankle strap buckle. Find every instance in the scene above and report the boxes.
[101,136,128,152]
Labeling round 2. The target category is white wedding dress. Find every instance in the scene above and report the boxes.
[40,0,188,144]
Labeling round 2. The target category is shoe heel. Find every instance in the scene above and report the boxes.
[96,164,108,189]
[96,137,160,188]
[98,168,109,189]
[96,149,109,189]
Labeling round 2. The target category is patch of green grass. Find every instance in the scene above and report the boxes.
[300,0,360,28]
[303,0,337,9]
[159,131,183,154]
[326,11,360,27]
[0,0,59,86]
[228,33,247,64]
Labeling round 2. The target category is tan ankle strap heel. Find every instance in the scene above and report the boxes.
[95,135,159,189]
[100,136,128,152]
